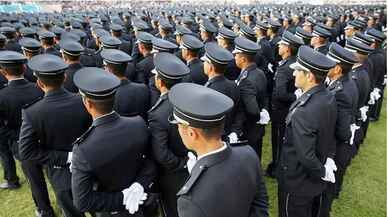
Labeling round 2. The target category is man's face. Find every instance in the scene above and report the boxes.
[310,35,319,47]
[278,43,288,56]
[200,30,208,42]
[293,69,308,89]
[217,37,228,49]
[303,25,312,33]
[345,27,355,38]
[234,53,243,69]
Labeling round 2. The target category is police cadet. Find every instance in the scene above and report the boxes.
[267,19,282,65]
[19,37,41,83]
[59,39,85,93]
[345,38,373,153]
[199,19,218,44]
[180,34,207,85]
[71,67,156,217]
[311,25,332,55]
[39,31,61,57]
[0,51,55,217]
[365,28,387,121]
[278,46,337,217]
[173,25,193,61]
[168,83,269,217]
[157,19,177,44]
[134,31,155,84]
[295,26,313,48]
[110,24,133,56]
[267,31,304,178]
[19,54,91,217]
[0,27,22,53]
[215,27,240,81]
[201,42,240,141]
[148,52,190,217]
[319,43,359,217]
[101,48,150,120]
[233,36,269,159]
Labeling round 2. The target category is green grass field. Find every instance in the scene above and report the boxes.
[0,97,386,217]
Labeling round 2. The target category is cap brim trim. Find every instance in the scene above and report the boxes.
[174,107,226,123]
[289,62,310,72]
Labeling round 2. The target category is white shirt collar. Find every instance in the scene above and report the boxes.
[197,142,227,161]
[93,111,115,121]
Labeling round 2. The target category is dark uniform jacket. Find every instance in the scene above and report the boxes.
[205,75,240,135]
[24,65,37,83]
[135,54,154,84]
[225,47,241,81]
[148,93,188,173]
[367,48,386,89]
[187,58,207,85]
[64,62,83,93]
[327,75,359,145]
[278,84,337,196]
[19,88,91,190]
[235,63,268,136]
[0,79,43,156]
[114,79,150,120]
[351,64,371,109]
[71,112,155,215]
[272,56,297,111]
[177,145,269,217]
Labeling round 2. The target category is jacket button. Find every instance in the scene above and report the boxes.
[283,166,288,170]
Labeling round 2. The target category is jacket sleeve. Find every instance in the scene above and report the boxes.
[71,146,125,212]
[18,110,68,166]
[291,109,325,179]
[272,67,296,104]
[249,151,269,217]
[334,92,353,144]
[239,80,260,119]
[149,112,187,171]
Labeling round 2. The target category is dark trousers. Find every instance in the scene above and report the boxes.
[246,124,265,160]
[54,189,85,217]
[159,170,188,217]
[320,143,354,217]
[268,108,288,174]
[278,189,323,217]
[21,161,53,213]
[0,140,19,184]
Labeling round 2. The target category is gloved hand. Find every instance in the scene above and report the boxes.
[258,109,270,125]
[186,152,197,174]
[350,123,360,145]
[324,158,337,172]
[322,164,336,183]
[268,63,274,73]
[373,88,381,101]
[228,132,239,144]
[360,106,369,122]
[383,74,387,86]
[67,152,73,172]
[122,182,147,214]
[294,88,303,99]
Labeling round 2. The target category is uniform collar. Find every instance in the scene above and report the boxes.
[206,74,225,86]
[8,78,27,86]
[289,84,325,110]
[45,87,67,97]
[197,142,228,161]
[187,58,200,66]
[120,79,130,86]
[92,111,119,127]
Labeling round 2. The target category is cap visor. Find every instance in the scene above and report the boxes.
[168,113,189,125]
[289,62,310,72]
[200,55,210,62]
[232,49,243,54]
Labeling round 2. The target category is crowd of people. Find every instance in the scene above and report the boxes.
[0,2,386,217]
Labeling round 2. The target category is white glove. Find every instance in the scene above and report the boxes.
[258,109,270,125]
[186,152,197,174]
[324,158,337,172]
[383,75,387,85]
[67,152,73,172]
[360,106,369,122]
[122,182,147,214]
[322,164,336,183]
[350,123,360,145]
[373,88,381,101]
[228,132,238,144]
[294,88,303,99]
[267,63,274,73]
